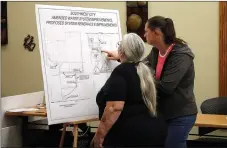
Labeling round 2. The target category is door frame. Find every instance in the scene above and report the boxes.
[219,2,227,96]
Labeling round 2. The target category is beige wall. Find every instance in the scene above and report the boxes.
[1,2,219,110]
[148,2,219,108]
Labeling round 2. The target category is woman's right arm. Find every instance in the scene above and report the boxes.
[102,50,120,61]
[102,49,153,65]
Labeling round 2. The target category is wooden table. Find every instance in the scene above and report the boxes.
[6,107,227,147]
[195,114,227,128]
[5,107,98,147]
[5,107,47,117]
[5,107,47,146]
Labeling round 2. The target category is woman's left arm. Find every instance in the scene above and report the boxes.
[91,67,127,148]
[91,101,125,148]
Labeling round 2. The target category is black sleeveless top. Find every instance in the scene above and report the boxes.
[96,63,167,147]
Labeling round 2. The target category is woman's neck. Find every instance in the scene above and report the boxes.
[156,42,171,55]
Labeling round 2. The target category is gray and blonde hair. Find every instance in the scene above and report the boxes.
[119,33,157,116]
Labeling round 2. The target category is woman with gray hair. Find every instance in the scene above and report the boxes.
[90,33,167,148]
[101,16,198,148]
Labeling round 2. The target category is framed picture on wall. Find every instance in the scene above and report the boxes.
[126,1,148,42]
[1,1,8,45]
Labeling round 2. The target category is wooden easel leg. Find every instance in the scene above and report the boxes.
[59,123,67,148]
[73,124,78,148]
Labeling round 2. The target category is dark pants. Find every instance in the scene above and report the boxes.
[165,114,197,148]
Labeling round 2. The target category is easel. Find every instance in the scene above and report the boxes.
[41,95,99,148]
[59,118,99,148]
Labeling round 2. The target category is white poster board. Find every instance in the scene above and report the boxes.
[35,4,121,125]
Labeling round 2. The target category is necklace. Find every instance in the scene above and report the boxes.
[159,43,174,57]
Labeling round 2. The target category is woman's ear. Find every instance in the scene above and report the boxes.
[118,49,123,56]
[154,28,162,36]
[118,49,125,62]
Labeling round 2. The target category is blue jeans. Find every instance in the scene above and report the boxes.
[165,114,197,148]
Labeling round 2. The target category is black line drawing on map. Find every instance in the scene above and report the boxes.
[43,31,89,101]
[87,32,116,75]
[59,62,90,100]
[43,30,120,102]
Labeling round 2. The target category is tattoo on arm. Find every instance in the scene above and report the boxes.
[95,101,125,138]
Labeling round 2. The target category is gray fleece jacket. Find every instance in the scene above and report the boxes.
[144,43,198,120]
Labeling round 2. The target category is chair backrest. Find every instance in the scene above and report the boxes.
[200,96,227,115]
[199,96,227,136]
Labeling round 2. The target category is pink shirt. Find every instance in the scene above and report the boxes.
[155,44,175,80]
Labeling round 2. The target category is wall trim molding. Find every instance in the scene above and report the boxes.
[219,2,227,96]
